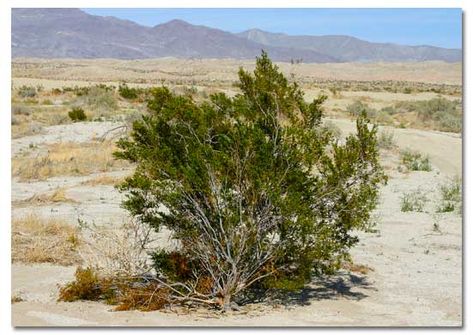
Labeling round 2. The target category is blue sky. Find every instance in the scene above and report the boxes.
[83,8,462,49]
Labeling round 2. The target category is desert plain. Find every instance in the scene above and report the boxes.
[11,58,462,326]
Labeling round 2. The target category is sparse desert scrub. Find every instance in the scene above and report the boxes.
[400,149,432,171]
[400,189,428,212]
[12,140,129,181]
[437,176,462,213]
[17,85,37,98]
[11,215,81,265]
[393,97,462,133]
[72,85,118,119]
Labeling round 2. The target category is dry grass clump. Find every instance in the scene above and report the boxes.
[12,140,129,181]
[58,219,173,311]
[11,293,25,304]
[12,215,81,265]
[81,174,125,186]
[342,262,374,275]
[13,187,75,207]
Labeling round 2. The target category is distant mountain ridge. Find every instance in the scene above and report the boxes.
[12,8,462,63]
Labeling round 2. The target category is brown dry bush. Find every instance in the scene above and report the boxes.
[58,267,171,311]
[12,215,81,265]
[12,140,129,181]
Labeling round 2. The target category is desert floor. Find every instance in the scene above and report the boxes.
[11,59,462,326]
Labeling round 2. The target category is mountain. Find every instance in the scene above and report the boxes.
[12,9,462,63]
[237,29,462,63]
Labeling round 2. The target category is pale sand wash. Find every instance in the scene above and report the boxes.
[11,120,462,326]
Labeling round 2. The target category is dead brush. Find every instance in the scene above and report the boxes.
[81,174,125,186]
[13,187,76,207]
[58,267,172,311]
[12,214,82,265]
[78,218,159,278]
[12,140,129,181]
[342,262,374,275]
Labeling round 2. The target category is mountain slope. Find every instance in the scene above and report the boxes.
[237,29,462,62]
[12,9,462,63]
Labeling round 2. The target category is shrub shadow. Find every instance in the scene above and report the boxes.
[239,270,376,307]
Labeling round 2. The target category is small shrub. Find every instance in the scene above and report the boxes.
[437,177,462,213]
[400,189,428,212]
[377,130,396,150]
[346,101,376,119]
[58,267,102,302]
[400,149,432,171]
[17,85,37,98]
[118,83,139,100]
[68,107,87,122]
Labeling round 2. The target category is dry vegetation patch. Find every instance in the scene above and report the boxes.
[12,215,82,266]
[12,140,129,181]
[13,187,76,207]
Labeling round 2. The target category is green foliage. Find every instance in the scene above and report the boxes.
[437,176,462,213]
[400,149,432,171]
[115,52,386,309]
[400,189,428,212]
[118,83,139,100]
[68,107,87,122]
[18,85,37,98]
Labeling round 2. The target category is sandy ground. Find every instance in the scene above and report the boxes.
[11,119,462,327]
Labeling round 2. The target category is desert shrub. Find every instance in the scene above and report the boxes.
[400,149,432,171]
[118,83,139,100]
[113,52,386,310]
[17,85,37,98]
[346,101,377,119]
[400,189,428,212]
[377,130,396,150]
[68,107,87,122]
[437,177,462,213]
[59,267,102,302]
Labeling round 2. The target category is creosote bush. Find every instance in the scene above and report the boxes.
[68,107,87,122]
[72,52,385,311]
